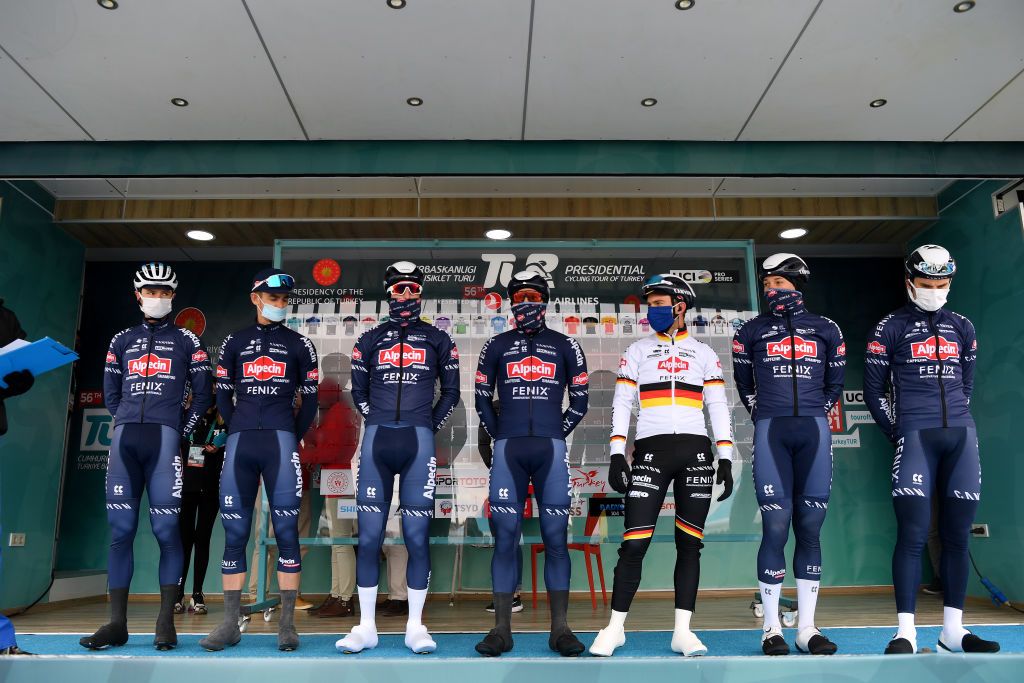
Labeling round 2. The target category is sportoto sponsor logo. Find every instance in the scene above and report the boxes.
[911,337,960,360]
[572,372,589,386]
[732,339,744,354]
[766,336,818,360]
[506,356,556,380]
[215,365,228,378]
[657,357,688,373]
[306,369,319,381]
[243,356,286,381]
[378,344,426,367]
[475,370,488,384]
[127,354,171,377]
[192,349,208,363]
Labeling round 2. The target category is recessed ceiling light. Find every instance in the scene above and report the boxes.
[675,0,695,9]
[186,229,215,242]
[387,0,407,7]
[406,97,423,107]
[779,227,807,240]
[869,98,887,108]
[486,228,512,240]
[171,97,189,107]
[97,0,118,9]
[953,1,975,12]
[641,98,658,107]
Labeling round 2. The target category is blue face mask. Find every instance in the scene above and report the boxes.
[260,302,288,323]
[647,305,678,333]
[389,298,422,324]
[764,288,805,316]
[512,302,547,332]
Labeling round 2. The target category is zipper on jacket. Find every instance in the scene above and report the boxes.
[671,333,678,434]
[785,313,799,417]
[527,333,534,436]
[395,326,407,423]
[927,312,948,427]
[140,326,155,422]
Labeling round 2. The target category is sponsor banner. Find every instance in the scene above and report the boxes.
[843,389,865,405]
[78,390,104,408]
[846,411,875,426]
[832,429,862,449]
[319,468,355,496]
[434,468,490,495]
[570,466,610,494]
[336,499,358,519]
[80,408,113,453]
[828,400,844,433]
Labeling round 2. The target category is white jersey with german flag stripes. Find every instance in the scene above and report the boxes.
[610,328,734,459]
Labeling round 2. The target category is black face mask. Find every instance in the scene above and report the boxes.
[388,298,422,324]
[512,302,547,332]
[764,288,805,316]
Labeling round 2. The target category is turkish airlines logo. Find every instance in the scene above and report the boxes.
[766,336,818,360]
[867,341,886,355]
[572,372,589,385]
[506,356,556,380]
[243,356,286,381]
[128,354,171,377]
[911,336,960,360]
[657,357,689,373]
[378,344,426,367]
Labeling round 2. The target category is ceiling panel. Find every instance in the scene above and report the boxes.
[716,177,954,197]
[742,0,1024,141]
[947,69,1024,141]
[0,0,303,140]
[116,176,418,199]
[246,0,531,140]
[525,0,817,140]
[418,176,716,196]
[36,178,122,198]
[0,50,88,141]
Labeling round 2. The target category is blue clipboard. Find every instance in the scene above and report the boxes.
[0,337,79,387]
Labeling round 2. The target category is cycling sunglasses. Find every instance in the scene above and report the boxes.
[251,273,295,291]
[512,289,545,304]
[915,260,955,276]
[387,281,423,297]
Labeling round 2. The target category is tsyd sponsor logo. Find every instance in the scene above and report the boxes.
[911,336,960,360]
[506,356,556,380]
[657,357,689,373]
[378,344,427,367]
[243,356,286,381]
[766,337,818,360]
[127,354,172,377]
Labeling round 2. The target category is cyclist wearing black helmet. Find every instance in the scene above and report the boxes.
[473,269,589,658]
[590,274,735,657]
[865,245,998,655]
[732,253,845,656]
[82,263,213,651]
[336,261,460,655]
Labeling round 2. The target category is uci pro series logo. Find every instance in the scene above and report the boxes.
[127,354,171,377]
[243,356,286,381]
[506,356,556,380]
[766,336,818,360]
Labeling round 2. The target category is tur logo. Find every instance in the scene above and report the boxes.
[481,253,558,289]
[80,410,114,452]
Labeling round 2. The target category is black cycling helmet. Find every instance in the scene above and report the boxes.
[759,253,810,288]
[507,269,550,303]
[383,261,425,294]
[905,244,956,280]
[133,262,178,291]
[641,273,696,308]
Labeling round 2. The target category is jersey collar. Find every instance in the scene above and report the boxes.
[655,327,689,342]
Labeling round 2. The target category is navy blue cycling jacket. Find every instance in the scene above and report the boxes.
[104,317,213,437]
[351,318,460,431]
[864,302,976,441]
[215,322,319,438]
[732,301,845,421]
[475,326,589,440]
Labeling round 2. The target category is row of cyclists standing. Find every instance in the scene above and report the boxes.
[83,243,998,656]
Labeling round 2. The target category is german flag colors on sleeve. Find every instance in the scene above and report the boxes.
[623,525,655,542]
